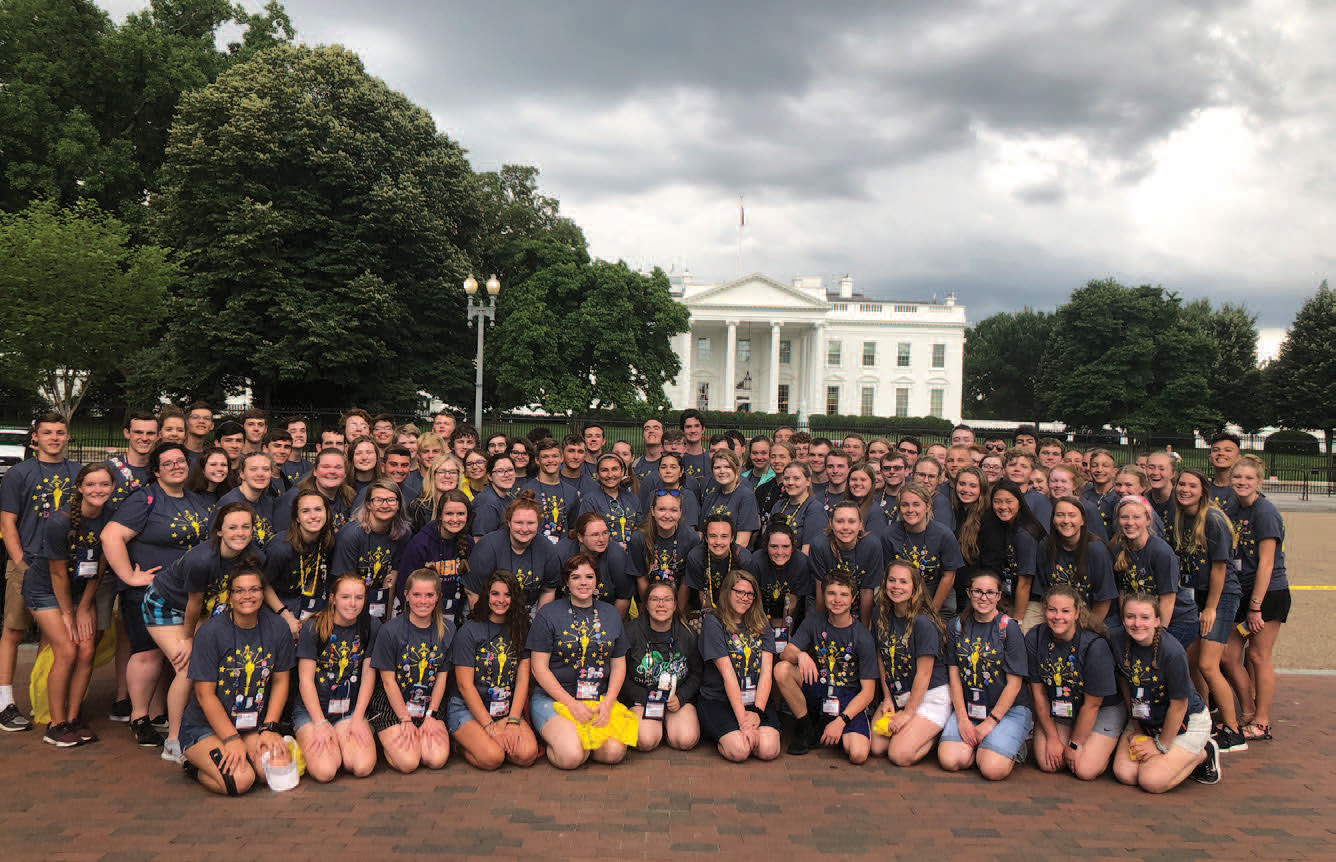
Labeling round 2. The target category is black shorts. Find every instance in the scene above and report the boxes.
[1234,588,1291,624]
[698,697,780,742]
[120,587,157,654]
[366,686,426,734]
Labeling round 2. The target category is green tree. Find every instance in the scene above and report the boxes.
[1036,278,1217,434]
[0,0,293,226]
[490,261,690,412]
[1268,280,1336,464]
[148,43,480,409]
[1183,299,1268,432]
[962,308,1053,420]
[0,200,175,420]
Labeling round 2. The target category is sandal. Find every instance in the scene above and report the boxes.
[1241,722,1272,741]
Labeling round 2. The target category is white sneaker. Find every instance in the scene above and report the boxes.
[161,737,185,764]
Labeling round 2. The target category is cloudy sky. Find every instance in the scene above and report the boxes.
[102,0,1334,351]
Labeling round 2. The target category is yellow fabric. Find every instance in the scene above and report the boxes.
[29,618,118,724]
[552,698,640,750]
[872,711,894,738]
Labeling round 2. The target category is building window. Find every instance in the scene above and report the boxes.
[897,342,911,368]
[862,341,876,367]
[779,340,791,365]
[697,383,710,410]
[738,339,751,364]
[860,386,875,417]
[777,384,790,413]
[826,385,840,415]
[895,387,909,417]
[827,340,841,367]
[932,343,946,369]
[697,337,711,364]
[929,388,944,418]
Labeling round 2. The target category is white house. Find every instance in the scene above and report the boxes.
[666,272,967,421]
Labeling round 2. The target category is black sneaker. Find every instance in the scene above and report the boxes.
[43,722,81,747]
[150,713,169,733]
[0,703,32,732]
[131,716,163,747]
[1213,726,1248,753]
[70,718,99,745]
[1191,739,1222,785]
[108,699,131,723]
[786,713,816,756]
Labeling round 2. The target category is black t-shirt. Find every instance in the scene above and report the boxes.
[626,525,700,587]
[684,543,753,607]
[27,510,110,594]
[111,484,213,577]
[807,535,884,595]
[744,550,810,621]
[620,617,702,707]
[370,615,454,710]
[467,531,562,609]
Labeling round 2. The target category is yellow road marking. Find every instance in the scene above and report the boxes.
[1291,586,1336,591]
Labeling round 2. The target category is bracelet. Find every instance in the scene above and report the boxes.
[506,717,521,726]
[221,733,241,744]
[839,713,853,724]
[399,716,413,723]
[259,721,282,734]
[989,712,1004,723]
[744,704,764,716]
[316,720,332,728]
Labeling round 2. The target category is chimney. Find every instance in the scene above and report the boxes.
[839,275,854,299]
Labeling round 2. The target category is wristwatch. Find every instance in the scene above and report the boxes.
[1068,740,1082,751]
[258,721,282,735]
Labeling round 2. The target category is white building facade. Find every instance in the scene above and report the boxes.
[667,273,967,422]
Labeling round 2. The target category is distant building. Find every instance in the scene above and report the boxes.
[667,272,967,421]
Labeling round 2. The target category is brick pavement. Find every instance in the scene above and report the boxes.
[3,506,1335,861]
[2,665,1332,862]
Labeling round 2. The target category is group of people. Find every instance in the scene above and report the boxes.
[0,406,1288,796]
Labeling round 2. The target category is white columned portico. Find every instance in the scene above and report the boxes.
[810,321,826,415]
[724,320,738,411]
[768,321,782,413]
[679,329,693,408]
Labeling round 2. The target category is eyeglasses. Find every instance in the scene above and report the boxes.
[881,465,904,473]
[647,595,675,604]
[968,589,1001,600]
[491,467,515,475]
[583,530,610,540]
[368,497,398,507]
[231,586,263,596]
[897,446,918,455]
[731,586,756,600]
[159,459,188,469]
[655,488,682,497]
[436,469,459,477]
[985,444,1006,452]
[912,471,937,481]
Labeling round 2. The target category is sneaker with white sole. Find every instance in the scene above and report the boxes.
[43,722,81,747]
[108,699,131,723]
[131,716,163,747]
[161,737,185,764]
[1213,726,1248,753]
[0,704,33,732]
[1191,739,1222,785]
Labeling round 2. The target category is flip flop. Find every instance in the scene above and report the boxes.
[1241,722,1272,741]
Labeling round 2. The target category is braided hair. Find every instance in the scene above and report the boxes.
[1118,592,1163,677]
[68,464,116,549]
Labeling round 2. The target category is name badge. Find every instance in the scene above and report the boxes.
[822,696,841,716]
[1131,700,1151,720]
[368,588,389,619]
[1233,557,1242,572]
[328,698,351,716]
[407,686,428,718]
[645,688,668,719]
[76,561,99,579]
[299,597,322,621]
[894,691,911,709]
[489,697,511,718]
[235,711,258,730]
[577,680,600,700]
[772,626,788,653]
[1051,700,1073,719]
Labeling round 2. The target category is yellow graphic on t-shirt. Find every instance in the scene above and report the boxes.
[31,473,75,518]
[956,632,1002,690]
[169,509,208,547]
[552,614,610,674]
[361,545,393,588]
[218,642,273,707]
[396,641,442,691]
[727,631,763,682]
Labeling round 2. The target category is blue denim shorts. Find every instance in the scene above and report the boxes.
[21,567,87,613]
[942,704,1034,759]
[529,688,561,732]
[1196,590,1241,645]
[444,694,477,733]
[178,719,216,753]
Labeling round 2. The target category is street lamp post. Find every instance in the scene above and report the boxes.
[463,274,500,429]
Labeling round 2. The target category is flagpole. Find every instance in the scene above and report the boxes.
[738,194,745,276]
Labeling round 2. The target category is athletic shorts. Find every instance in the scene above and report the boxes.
[698,696,781,742]
[1128,708,1210,756]
[1051,702,1125,739]
[800,682,871,738]
[142,583,186,628]
[1234,588,1291,625]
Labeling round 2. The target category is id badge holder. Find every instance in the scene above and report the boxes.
[407,687,428,718]
[235,710,259,730]
[740,676,757,705]
[1051,699,1073,719]
[1131,700,1151,720]
[368,588,388,619]
[822,684,840,717]
[76,549,98,579]
[772,626,788,654]
[1233,556,1243,572]
[299,597,321,621]
[966,687,987,721]
[645,689,668,719]
[894,691,911,710]
[329,681,352,716]
[576,669,599,701]
[489,695,511,718]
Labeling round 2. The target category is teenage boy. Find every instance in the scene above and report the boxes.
[632,418,664,482]
[107,411,159,514]
[184,402,214,464]
[283,416,313,481]
[679,409,709,480]
[808,438,832,490]
[1208,432,1242,516]
[524,437,582,543]
[820,451,851,516]
[239,407,267,454]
